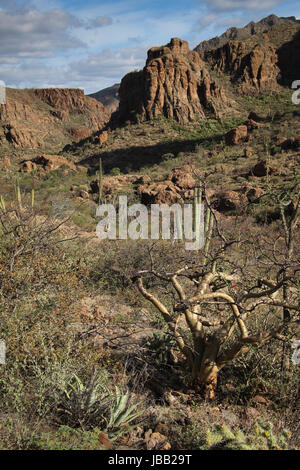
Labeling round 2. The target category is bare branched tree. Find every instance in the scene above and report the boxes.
[133,183,300,399]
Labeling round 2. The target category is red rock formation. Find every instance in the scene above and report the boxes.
[34,88,86,111]
[68,127,92,141]
[118,38,231,125]
[21,154,76,172]
[204,39,280,94]
[195,14,299,55]
[225,125,248,145]
[0,88,109,151]
[98,130,109,146]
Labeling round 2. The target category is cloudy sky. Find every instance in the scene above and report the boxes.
[0,0,299,94]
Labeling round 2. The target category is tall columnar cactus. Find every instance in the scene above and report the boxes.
[98,158,103,205]
[31,175,35,209]
[193,186,202,235]
[192,185,214,261]
[15,178,22,210]
[203,205,214,266]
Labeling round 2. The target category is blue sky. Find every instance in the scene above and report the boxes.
[0,0,299,94]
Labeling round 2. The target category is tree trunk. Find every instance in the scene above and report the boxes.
[192,342,219,399]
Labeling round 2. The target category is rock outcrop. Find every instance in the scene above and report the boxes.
[203,39,280,94]
[118,38,232,125]
[196,15,300,94]
[21,154,76,173]
[138,165,199,205]
[34,88,86,111]
[195,14,299,54]
[0,88,109,154]
[211,190,248,213]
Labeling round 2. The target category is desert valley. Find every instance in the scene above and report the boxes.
[0,10,299,451]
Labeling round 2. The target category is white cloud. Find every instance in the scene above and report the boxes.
[70,45,147,81]
[0,45,148,93]
[201,0,283,12]
[0,7,85,60]
[84,15,113,29]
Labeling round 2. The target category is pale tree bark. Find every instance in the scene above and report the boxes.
[134,186,300,399]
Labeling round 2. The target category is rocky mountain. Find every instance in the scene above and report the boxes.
[0,88,109,156]
[117,37,233,125]
[194,14,299,54]
[2,14,300,156]
[88,83,120,114]
[116,15,300,125]
[196,14,300,93]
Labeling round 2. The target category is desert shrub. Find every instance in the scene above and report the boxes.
[161,153,175,162]
[0,193,118,430]
[110,167,121,176]
[30,426,101,450]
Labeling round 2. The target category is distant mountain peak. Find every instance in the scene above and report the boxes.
[195,14,299,54]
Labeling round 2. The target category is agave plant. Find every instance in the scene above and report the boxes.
[105,387,142,440]
[58,368,111,430]
[58,369,142,438]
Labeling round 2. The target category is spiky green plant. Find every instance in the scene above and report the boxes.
[58,368,111,430]
[105,387,142,440]
[58,370,141,438]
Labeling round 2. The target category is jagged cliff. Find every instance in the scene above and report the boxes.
[203,37,280,94]
[197,15,300,94]
[194,14,299,54]
[118,38,233,125]
[0,88,109,154]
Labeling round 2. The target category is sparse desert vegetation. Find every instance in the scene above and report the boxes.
[0,12,299,451]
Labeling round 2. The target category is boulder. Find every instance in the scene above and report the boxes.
[21,160,38,173]
[21,154,76,173]
[243,146,254,158]
[252,160,274,177]
[98,130,109,146]
[68,127,92,141]
[138,181,182,205]
[168,165,197,190]
[144,430,171,451]
[212,190,248,213]
[245,119,263,130]
[245,186,265,202]
[225,125,248,145]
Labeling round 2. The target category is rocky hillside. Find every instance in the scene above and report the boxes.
[88,83,120,114]
[0,87,109,158]
[116,16,300,125]
[198,14,300,93]
[117,38,234,125]
[194,14,299,54]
